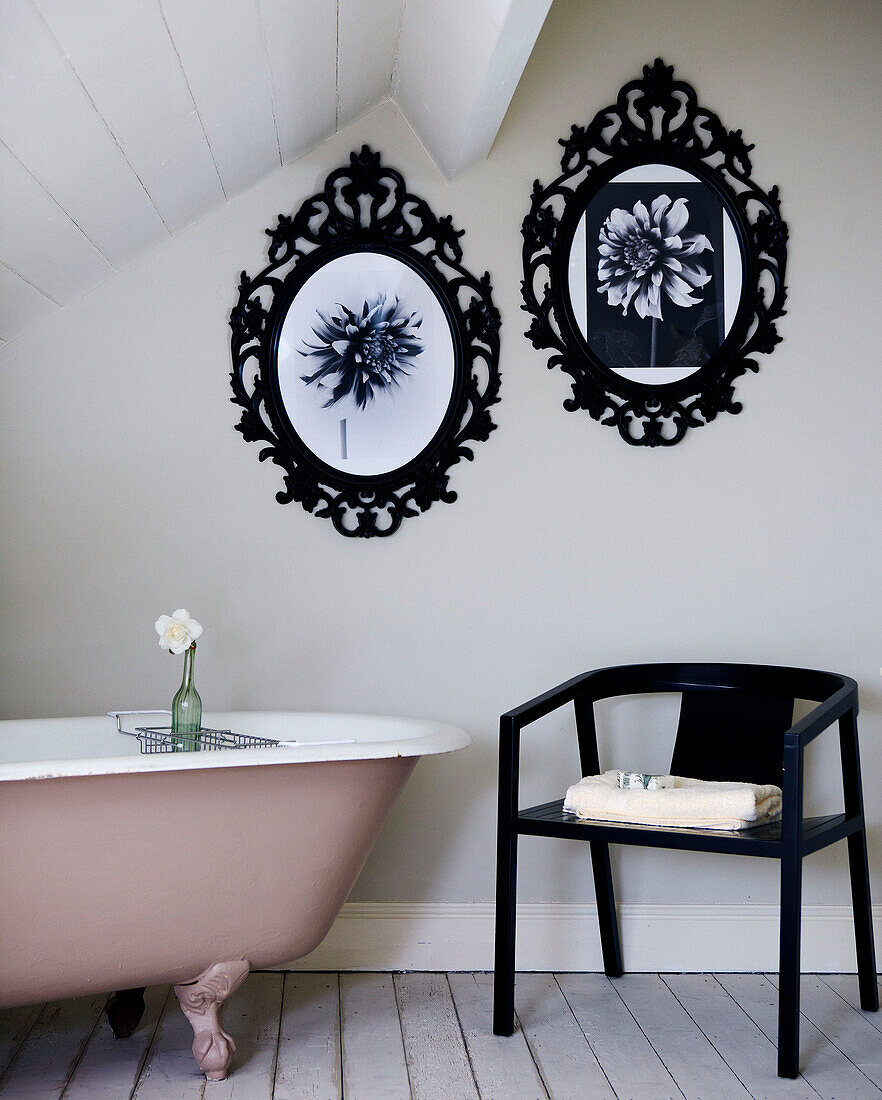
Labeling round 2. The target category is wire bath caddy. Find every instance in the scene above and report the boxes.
[109,711,290,754]
[108,711,357,754]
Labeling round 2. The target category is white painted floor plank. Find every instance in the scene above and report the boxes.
[4,973,877,1098]
[613,974,752,1100]
[449,972,547,1100]
[514,974,615,1100]
[611,972,747,1100]
[395,972,479,1100]
[62,986,168,1099]
[717,973,881,1099]
[273,973,341,1100]
[663,974,818,1100]
[132,991,206,1100]
[766,973,882,1089]
[818,974,882,1034]
[0,995,105,1098]
[340,973,410,1100]
[0,1004,42,1082]
[206,973,284,1100]
[556,973,682,1100]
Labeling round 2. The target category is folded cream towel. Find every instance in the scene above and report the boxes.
[563,770,782,831]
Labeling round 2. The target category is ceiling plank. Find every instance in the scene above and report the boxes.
[258,0,336,164]
[159,0,280,199]
[0,142,113,305]
[34,0,225,234]
[0,0,168,266]
[394,0,552,179]
[337,0,403,129]
[0,262,56,342]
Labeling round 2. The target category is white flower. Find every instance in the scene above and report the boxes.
[597,195,713,321]
[155,609,203,655]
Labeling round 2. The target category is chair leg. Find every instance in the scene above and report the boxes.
[777,851,803,1078]
[590,841,622,977]
[839,709,878,1012]
[847,828,879,1011]
[493,828,517,1035]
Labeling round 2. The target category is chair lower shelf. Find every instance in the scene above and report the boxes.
[516,800,861,857]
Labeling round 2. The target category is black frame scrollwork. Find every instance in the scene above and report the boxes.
[230,146,500,536]
[522,59,788,446]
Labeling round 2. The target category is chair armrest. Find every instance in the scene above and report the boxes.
[501,669,604,730]
[783,678,858,747]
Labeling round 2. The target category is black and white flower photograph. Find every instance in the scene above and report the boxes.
[275,251,455,478]
[299,295,424,410]
[567,165,740,384]
[596,195,713,329]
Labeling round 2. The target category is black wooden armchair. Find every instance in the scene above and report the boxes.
[493,663,877,1078]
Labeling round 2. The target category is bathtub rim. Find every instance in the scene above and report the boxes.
[0,710,471,782]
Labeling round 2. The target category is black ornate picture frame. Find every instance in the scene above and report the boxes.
[230,146,500,536]
[522,59,787,446]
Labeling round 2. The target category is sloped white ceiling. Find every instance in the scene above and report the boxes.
[0,0,551,345]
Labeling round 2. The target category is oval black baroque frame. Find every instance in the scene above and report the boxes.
[522,59,788,446]
[230,146,500,536]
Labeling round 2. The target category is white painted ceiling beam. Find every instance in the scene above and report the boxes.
[34,0,225,234]
[0,0,549,346]
[0,142,113,305]
[0,0,168,267]
[393,0,552,179]
[337,0,402,129]
[0,261,55,341]
[158,0,281,199]
[258,0,337,164]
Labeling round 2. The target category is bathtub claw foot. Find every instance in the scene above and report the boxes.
[106,987,146,1038]
[174,959,250,1081]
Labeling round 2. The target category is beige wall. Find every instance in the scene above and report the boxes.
[2,0,881,910]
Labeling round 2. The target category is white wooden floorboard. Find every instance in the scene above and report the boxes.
[207,973,284,1100]
[449,972,547,1100]
[662,974,818,1100]
[612,974,753,1100]
[273,973,341,1100]
[514,974,615,1100]
[555,973,682,1100]
[62,985,168,1099]
[716,973,881,1100]
[4,973,878,1097]
[0,1004,42,1082]
[131,991,206,1100]
[395,972,479,1100]
[766,973,882,1090]
[340,973,410,1100]
[818,973,882,1032]
[0,995,104,1098]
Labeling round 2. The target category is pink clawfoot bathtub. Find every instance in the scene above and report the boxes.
[0,711,468,1080]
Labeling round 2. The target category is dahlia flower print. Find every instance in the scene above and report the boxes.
[300,295,423,410]
[597,195,713,366]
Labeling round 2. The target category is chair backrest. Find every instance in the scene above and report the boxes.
[669,689,794,788]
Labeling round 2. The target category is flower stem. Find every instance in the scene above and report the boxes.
[650,316,658,368]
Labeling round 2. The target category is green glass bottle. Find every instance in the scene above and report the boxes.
[172,643,202,749]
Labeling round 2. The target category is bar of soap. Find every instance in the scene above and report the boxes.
[616,771,672,791]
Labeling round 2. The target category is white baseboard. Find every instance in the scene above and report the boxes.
[283,902,882,973]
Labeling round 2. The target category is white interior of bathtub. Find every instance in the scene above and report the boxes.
[0,712,471,781]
